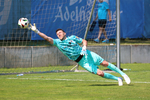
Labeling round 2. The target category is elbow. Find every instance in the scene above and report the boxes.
[82,39,87,46]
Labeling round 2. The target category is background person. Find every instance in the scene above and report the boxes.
[94,0,112,43]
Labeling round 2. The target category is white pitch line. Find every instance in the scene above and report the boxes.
[133,81,150,84]
[6,78,150,84]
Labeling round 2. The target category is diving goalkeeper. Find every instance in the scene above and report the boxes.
[29,23,131,86]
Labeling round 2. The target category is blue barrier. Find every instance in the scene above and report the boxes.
[0,0,150,40]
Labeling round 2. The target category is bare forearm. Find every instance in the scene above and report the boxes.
[29,23,53,44]
[94,14,98,21]
[38,32,53,44]
[108,11,111,18]
[108,9,112,21]
[82,39,87,47]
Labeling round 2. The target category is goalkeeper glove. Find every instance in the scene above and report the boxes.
[80,46,87,55]
[28,23,40,34]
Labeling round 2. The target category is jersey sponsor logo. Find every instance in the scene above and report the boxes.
[69,40,73,44]
[76,36,79,38]
[76,36,81,40]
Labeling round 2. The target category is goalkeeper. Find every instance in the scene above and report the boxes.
[29,24,131,86]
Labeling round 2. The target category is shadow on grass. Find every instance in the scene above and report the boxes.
[89,84,118,86]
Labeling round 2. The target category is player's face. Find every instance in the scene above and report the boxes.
[99,0,103,3]
[56,30,66,40]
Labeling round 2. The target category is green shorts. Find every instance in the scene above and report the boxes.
[78,50,104,74]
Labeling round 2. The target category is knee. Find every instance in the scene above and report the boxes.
[100,60,109,67]
[97,69,104,77]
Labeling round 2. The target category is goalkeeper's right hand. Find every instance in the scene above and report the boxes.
[28,23,40,34]
[80,46,87,56]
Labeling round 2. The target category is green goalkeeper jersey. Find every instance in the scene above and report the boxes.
[53,35,83,61]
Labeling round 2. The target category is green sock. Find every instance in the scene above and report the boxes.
[103,72,118,81]
[107,63,125,76]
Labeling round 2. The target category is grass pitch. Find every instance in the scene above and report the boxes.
[0,63,150,100]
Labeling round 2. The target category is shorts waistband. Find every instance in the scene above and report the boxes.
[75,55,83,62]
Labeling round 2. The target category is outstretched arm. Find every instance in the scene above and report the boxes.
[94,14,98,21]
[82,39,87,47]
[38,32,53,44]
[80,39,88,55]
[29,23,53,44]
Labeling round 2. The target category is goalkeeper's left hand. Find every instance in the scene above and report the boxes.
[28,23,40,34]
[80,46,87,55]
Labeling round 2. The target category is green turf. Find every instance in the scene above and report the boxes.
[0,63,150,100]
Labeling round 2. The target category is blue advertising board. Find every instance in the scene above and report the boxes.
[0,0,150,40]
[0,0,31,40]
